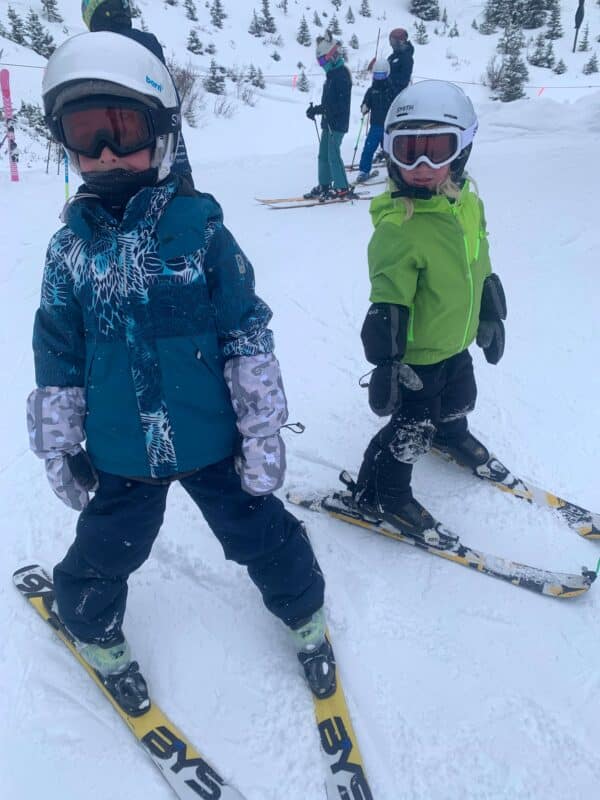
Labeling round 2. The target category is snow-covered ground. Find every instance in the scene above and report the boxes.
[1,2,600,799]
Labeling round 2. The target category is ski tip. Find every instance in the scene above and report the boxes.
[13,564,43,579]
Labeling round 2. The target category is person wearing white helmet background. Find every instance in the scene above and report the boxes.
[355,59,394,183]
[349,80,507,539]
[27,31,336,714]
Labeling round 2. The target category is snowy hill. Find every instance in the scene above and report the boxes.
[1,2,600,799]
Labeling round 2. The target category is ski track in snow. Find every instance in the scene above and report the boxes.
[2,2,600,797]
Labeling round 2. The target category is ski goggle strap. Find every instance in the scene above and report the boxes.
[48,97,180,158]
[384,122,478,170]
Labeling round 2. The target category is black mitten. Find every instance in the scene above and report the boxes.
[477,273,507,365]
[368,361,423,417]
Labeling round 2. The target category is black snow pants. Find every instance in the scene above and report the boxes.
[356,349,477,507]
[54,456,324,643]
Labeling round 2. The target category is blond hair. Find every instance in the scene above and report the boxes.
[389,173,474,220]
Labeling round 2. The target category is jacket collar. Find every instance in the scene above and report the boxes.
[61,178,178,241]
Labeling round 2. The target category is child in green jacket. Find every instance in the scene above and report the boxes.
[352,80,507,539]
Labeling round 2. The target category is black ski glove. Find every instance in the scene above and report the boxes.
[306,103,323,120]
[360,303,422,416]
[477,273,507,365]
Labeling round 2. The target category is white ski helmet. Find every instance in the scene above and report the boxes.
[42,31,180,180]
[383,79,478,187]
[372,59,391,80]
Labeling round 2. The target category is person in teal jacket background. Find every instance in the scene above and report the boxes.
[352,80,507,540]
[26,32,336,714]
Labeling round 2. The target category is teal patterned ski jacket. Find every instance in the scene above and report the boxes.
[32,178,274,479]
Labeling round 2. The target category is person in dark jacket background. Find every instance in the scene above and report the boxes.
[304,33,353,201]
[388,27,414,96]
[81,0,195,186]
[356,59,394,183]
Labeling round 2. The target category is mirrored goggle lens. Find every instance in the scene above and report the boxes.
[392,131,460,168]
[60,106,153,157]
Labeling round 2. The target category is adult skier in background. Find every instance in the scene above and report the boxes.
[27,31,336,715]
[81,0,195,186]
[304,32,354,201]
[388,28,414,96]
[351,80,507,537]
[356,59,394,183]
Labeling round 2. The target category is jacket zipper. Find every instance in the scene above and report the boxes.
[451,205,475,351]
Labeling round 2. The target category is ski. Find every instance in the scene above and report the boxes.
[256,191,371,206]
[313,640,374,799]
[431,446,600,539]
[0,68,20,182]
[13,564,248,800]
[286,475,596,599]
[262,195,372,210]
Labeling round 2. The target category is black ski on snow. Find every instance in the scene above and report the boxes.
[13,564,249,800]
[287,474,596,599]
[431,447,600,539]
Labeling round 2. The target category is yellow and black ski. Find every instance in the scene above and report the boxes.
[431,447,600,539]
[287,478,596,599]
[13,564,247,800]
[313,640,374,799]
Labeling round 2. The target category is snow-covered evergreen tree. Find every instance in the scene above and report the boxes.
[297,16,311,46]
[184,0,198,21]
[578,24,590,52]
[346,7,355,24]
[204,60,225,94]
[410,0,440,22]
[313,11,322,27]
[210,0,226,28]
[497,22,525,56]
[260,0,277,34]
[187,30,203,54]
[528,32,547,66]
[544,40,555,68]
[278,0,288,13]
[414,20,429,44]
[498,49,528,101]
[522,0,546,29]
[448,22,459,38]
[297,70,310,92]
[328,14,342,36]
[331,0,342,10]
[546,5,563,40]
[359,0,372,19]
[7,6,27,45]
[553,58,566,74]
[26,10,55,58]
[248,10,262,36]
[349,33,359,48]
[582,53,598,74]
[41,0,63,23]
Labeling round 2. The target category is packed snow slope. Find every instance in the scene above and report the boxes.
[1,2,600,800]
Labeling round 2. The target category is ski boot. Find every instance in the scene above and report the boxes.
[355,171,370,183]
[341,472,458,549]
[303,183,330,199]
[433,431,490,472]
[291,607,337,700]
[44,596,150,716]
[320,187,359,202]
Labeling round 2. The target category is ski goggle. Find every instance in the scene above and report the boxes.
[48,96,179,158]
[384,123,477,170]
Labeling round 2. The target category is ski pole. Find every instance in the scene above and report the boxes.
[313,117,320,144]
[350,115,365,169]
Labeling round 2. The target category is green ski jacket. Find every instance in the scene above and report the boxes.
[368,180,492,365]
